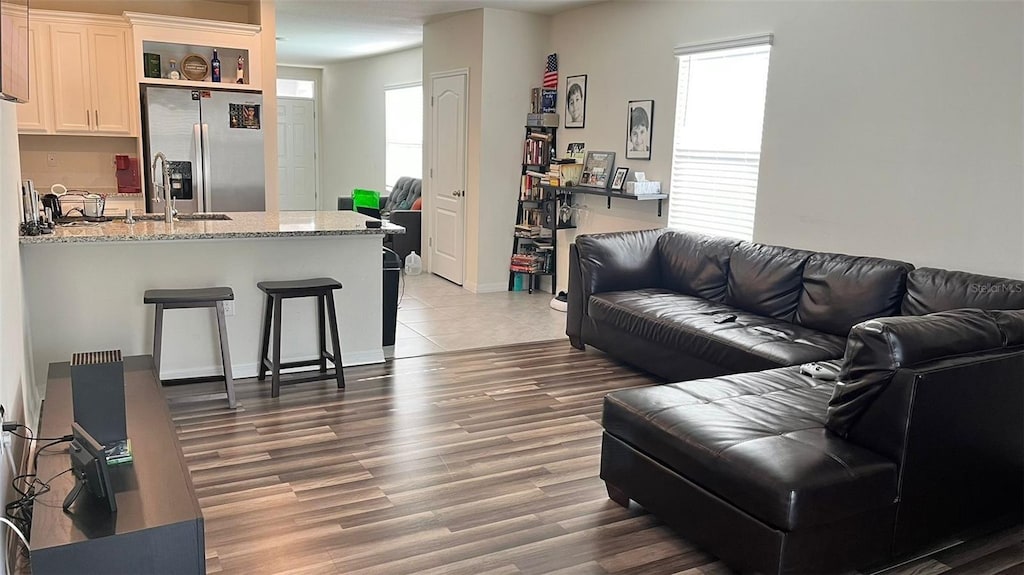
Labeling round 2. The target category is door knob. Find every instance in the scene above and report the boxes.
[451,191,459,197]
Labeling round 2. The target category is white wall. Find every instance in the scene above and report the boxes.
[321,48,422,211]
[1,101,33,572]
[476,9,550,292]
[552,0,1024,281]
[423,10,483,284]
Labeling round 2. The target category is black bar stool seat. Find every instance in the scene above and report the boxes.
[144,286,237,408]
[144,287,234,306]
[257,277,345,398]
[255,278,343,297]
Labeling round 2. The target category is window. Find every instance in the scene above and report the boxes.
[385,84,423,191]
[277,78,315,99]
[668,36,772,241]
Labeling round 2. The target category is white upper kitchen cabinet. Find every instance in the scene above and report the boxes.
[23,11,136,136]
[15,20,51,133]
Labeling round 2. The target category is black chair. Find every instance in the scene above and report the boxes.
[256,278,345,398]
[144,287,237,408]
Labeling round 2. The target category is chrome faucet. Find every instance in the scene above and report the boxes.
[151,152,176,224]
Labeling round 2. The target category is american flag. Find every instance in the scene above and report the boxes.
[543,53,558,88]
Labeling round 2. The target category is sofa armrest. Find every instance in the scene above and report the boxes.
[387,210,421,262]
[827,309,1024,552]
[574,229,667,294]
[827,309,1022,437]
[851,347,1022,553]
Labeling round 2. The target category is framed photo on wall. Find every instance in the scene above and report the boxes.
[626,100,654,160]
[580,151,615,189]
[610,167,629,191]
[565,75,587,128]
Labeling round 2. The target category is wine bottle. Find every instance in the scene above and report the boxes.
[211,49,221,82]
[236,55,245,84]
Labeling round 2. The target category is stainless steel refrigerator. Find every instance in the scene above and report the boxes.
[141,86,266,214]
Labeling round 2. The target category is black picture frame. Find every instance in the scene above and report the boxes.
[580,151,616,189]
[626,100,654,160]
[610,167,629,191]
[565,75,587,128]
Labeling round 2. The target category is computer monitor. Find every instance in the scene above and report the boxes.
[64,422,117,514]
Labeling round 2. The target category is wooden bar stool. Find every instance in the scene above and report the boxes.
[256,277,345,398]
[144,286,237,408]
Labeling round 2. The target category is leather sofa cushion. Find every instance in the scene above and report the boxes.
[726,243,813,321]
[795,253,913,336]
[657,231,741,302]
[589,289,846,371]
[826,309,1013,436]
[603,367,898,530]
[902,267,1024,315]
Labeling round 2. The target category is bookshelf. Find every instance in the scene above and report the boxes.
[509,124,575,294]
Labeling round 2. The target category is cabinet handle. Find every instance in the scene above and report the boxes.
[87,109,91,128]
[94,110,99,128]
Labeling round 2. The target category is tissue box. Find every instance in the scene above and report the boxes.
[624,181,662,195]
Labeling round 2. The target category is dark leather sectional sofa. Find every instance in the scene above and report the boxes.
[567,228,1024,574]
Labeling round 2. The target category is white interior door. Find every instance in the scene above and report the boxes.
[429,72,467,284]
[278,96,318,211]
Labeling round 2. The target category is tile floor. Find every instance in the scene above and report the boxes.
[390,272,568,358]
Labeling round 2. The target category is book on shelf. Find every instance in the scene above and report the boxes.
[541,89,557,113]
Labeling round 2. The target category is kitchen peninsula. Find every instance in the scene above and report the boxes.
[21,211,404,393]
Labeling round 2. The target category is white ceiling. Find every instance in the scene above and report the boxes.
[274,0,602,66]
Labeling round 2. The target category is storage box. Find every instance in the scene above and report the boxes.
[624,181,662,195]
[527,113,559,127]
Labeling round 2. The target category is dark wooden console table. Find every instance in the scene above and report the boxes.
[30,355,205,574]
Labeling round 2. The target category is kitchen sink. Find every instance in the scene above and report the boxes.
[127,213,233,221]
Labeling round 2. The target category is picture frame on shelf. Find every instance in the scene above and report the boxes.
[626,100,654,160]
[610,167,629,191]
[565,75,587,128]
[580,151,616,189]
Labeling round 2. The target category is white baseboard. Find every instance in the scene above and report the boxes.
[470,282,509,294]
[159,350,386,380]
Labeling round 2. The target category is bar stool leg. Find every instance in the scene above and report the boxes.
[153,303,165,381]
[325,292,345,389]
[215,301,237,409]
[258,293,273,382]
[317,294,327,373]
[271,295,284,398]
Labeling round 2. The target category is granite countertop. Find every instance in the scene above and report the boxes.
[19,211,406,244]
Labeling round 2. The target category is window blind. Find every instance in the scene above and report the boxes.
[668,41,771,241]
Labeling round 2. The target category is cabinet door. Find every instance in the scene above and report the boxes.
[16,21,52,133]
[88,26,133,135]
[49,24,93,133]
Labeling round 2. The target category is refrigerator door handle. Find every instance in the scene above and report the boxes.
[192,123,203,208]
[201,124,213,212]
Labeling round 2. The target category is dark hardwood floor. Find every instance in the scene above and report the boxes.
[166,341,1023,575]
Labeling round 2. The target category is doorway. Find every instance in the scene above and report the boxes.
[428,70,467,285]
[276,75,320,211]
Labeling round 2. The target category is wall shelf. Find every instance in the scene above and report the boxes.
[542,185,668,217]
